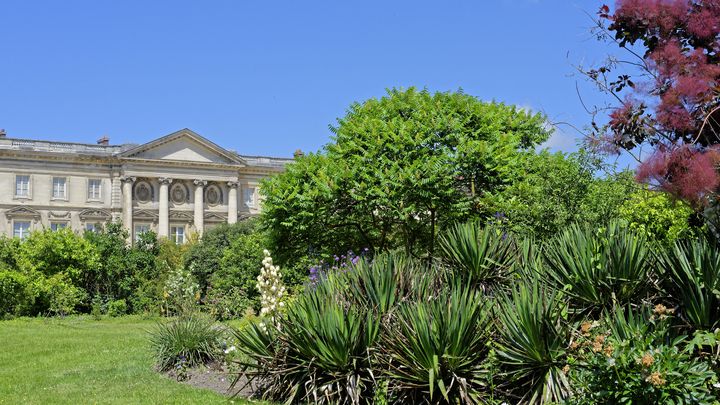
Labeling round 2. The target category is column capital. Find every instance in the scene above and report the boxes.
[227,181,239,189]
[120,176,136,183]
[158,177,174,185]
[193,179,208,187]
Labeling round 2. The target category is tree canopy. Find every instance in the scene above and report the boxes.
[261,87,551,261]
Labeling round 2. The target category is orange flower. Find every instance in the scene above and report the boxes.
[641,353,654,368]
[604,344,614,357]
[594,335,606,345]
[569,341,579,350]
[562,364,570,374]
[592,341,603,353]
[581,321,593,335]
[646,372,666,387]
[654,303,667,315]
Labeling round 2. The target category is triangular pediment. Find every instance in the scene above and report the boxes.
[120,129,245,165]
[5,206,41,219]
[79,209,111,220]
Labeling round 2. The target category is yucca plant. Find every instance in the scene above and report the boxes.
[234,286,381,404]
[656,238,720,330]
[380,283,493,404]
[344,253,439,314]
[149,314,226,371]
[542,221,653,314]
[345,253,400,315]
[439,222,516,289]
[495,282,571,404]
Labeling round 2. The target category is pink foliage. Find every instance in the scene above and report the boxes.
[608,1,720,134]
[636,145,720,206]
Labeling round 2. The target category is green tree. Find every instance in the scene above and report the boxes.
[491,150,636,239]
[261,87,551,261]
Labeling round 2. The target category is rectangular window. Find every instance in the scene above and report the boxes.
[15,175,30,198]
[13,221,30,239]
[170,226,185,244]
[50,222,67,231]
[88,179,102,200]
[243,187,256,207]
[52,177,67,199]
[85,223,99,233]
[134,224,150,241]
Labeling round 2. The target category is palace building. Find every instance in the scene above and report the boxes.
[0,128,291,242]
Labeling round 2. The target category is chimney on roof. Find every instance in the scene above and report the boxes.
[97,136,109,146]
[0,129,6,138]
[293,149,304,159]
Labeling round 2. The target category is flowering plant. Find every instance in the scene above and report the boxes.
[256,249,286,332]
[566,305,717,404]
[308,249,368,286]
[162,267,200,316]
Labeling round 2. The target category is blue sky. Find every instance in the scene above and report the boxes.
[0,0,617,160]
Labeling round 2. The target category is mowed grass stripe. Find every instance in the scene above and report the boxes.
[0,316,250,405]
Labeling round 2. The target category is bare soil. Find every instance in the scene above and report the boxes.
[166,362,258,399]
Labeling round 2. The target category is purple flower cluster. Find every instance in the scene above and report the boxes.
[308,248,369,287]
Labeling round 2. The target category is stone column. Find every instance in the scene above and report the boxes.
[227,181,239,224]
[193,179,207,236]
[120,176,135,242]
[158,178,172,238]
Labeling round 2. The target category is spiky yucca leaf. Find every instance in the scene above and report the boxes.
[542,221,652,314]
[380,283,493,404]
[234,286,380,405]
[495,282,570,405]
[439,222,516,288]
[657,238,720,330]
[149,314,226,371]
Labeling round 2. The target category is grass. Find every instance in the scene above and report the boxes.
[0,315,255,404]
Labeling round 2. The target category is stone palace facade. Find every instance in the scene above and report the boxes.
[0,128,291,242]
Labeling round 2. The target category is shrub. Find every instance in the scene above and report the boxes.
[149,315,226,371]
[0,269,34,316]
[185,219,262,293]
[618,188,696,245]
[495,282,571,404]
[379,283,493,403]
[17,228,100,287]
[107,299,127,317]
[567,306,717,404]
[163,267,199,316]
[211,227,265,310]
[542,221,653,314]
[37,273,87,316]
[204,286,253,321]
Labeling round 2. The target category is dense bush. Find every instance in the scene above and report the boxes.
[107,299,127,317]
[0,269,32,316]
[618,188,696,245]
[184,220,260,293]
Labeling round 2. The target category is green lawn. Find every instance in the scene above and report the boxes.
[0,316,252,404]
